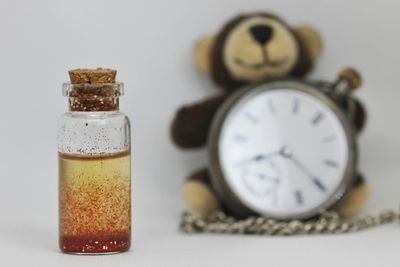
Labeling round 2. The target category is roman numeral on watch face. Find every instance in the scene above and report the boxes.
[295,190,303,205]
[244,111,258,124]
[292,98,300,114]
[311,112,324,125]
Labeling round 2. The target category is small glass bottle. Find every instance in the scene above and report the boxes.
[58,69,131,254]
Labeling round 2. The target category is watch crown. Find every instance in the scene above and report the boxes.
[337,68,362,91]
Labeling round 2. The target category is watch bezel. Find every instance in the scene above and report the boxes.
[208,79,357,220]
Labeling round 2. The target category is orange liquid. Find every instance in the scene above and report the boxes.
[59,150,131,254]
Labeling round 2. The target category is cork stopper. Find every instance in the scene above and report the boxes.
[65,68,122,112]
[69,68,117,84]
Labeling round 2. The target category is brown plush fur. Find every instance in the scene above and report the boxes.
[337,97,367,133]
[171,94,228,148]
[353,98,367,132]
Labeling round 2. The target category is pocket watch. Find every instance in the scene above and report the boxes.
[208,69,362,220]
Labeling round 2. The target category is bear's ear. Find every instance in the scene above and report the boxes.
[193,36,215,76]
[293,26,322,61]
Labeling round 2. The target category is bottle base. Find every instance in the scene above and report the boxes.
[62,250,129,256]
[60,233,130,254]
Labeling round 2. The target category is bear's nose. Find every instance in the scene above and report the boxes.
[249,25,273,45]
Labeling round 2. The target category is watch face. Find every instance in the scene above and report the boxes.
[211,82,355,219]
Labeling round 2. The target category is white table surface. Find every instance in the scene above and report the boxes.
[0,0,399,266]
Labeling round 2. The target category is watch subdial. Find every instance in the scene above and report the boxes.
[241,160,281,197]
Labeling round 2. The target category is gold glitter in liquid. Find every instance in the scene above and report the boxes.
[59,150,131,254]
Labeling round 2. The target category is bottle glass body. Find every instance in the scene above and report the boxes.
[58,83,131,254]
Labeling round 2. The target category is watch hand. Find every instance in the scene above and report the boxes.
[289,155,313,178]
[236,151,280,166]
[288,155,327,192]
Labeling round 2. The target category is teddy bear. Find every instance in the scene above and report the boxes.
[171,12,368,219]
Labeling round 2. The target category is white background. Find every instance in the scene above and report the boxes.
[0,0,399,266]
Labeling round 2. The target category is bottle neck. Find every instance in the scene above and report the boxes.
[63,82,124,112]
[68,97,119,112]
